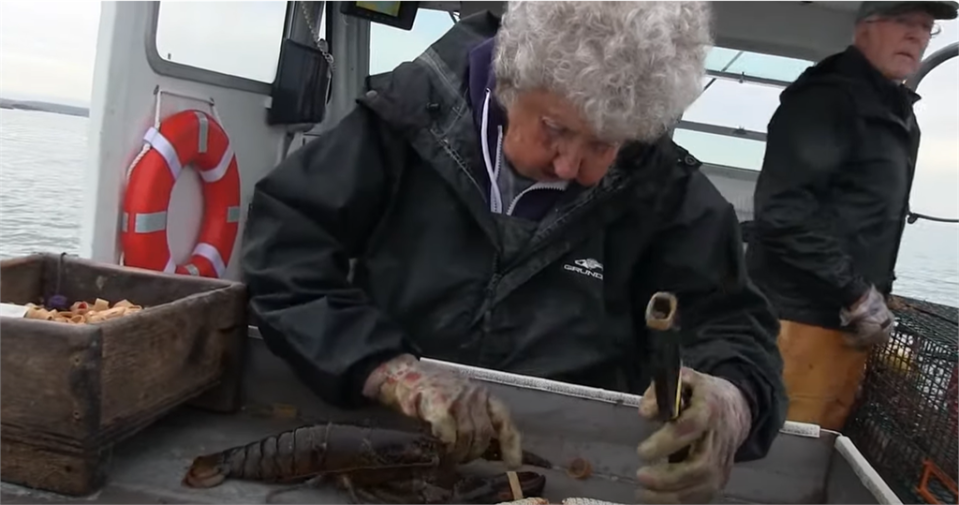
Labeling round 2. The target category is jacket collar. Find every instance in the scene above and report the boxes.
[357,10,690,253]
[840,45,921,105]
[361,11,499,133]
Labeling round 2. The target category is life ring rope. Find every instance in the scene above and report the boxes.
[121,103,241,279]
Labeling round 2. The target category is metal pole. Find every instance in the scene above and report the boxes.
[905,41,958,92]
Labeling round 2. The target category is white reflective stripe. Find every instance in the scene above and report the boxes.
[122,211,170,234]
[133,211,168,233]
[199,144,234,183]
[163,256,176,274]
[195,111,209,154]
[226,205,241,223]
[143,127,182,180]
[193,242,227,278]
[183,264,201,276]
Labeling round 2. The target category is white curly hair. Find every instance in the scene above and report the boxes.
[493,1,712,144]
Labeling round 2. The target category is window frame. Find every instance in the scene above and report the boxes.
[705,69,792,89]
[668,45,814,171]
[145,1,294,95]
[671,82,776,173]
[672,127,769,172]
[366,6,457,76]
[287,2,332,56]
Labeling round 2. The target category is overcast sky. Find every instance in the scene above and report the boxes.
[1,1,957,218]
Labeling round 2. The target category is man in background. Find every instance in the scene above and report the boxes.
[747,1,957,431]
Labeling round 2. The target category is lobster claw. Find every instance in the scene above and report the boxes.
[451,471,548,504]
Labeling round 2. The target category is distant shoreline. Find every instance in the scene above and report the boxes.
[0,98,89,118]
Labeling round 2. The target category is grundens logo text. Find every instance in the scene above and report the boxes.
[564,258,604,280]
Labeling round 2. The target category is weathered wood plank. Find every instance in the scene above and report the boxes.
[0,319,101,441]
[40,254,237,308]
[187,284,249,414]
[98,287,242,427]
[0,438,107,497]
[0,255,45,304]
[0,253,248,496]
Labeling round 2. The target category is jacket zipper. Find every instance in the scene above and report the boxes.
[476,257,500,365]
[501,176,634,274]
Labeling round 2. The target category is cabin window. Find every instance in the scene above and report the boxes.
[706,47,813,83]
[154,1,289,84]
[674,47,814,171]
[672,130,767,172]
[683,79,784,134]
[368,9,455,75]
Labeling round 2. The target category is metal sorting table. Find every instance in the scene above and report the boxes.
[1,336,903,504]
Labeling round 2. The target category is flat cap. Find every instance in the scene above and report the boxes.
[856,1,959,22]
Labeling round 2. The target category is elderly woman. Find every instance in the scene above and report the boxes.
[241,2,786,503]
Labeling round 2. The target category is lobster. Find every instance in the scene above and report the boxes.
[182,422,552,504]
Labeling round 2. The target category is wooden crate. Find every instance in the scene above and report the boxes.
[0,253,248,496]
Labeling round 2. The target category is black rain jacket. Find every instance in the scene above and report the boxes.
[241,12,787,462]
[747,46,921,329]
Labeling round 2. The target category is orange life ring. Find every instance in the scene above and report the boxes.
[121,109,241,278]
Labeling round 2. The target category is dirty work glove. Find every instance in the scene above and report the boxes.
[635,367,752,504]
[840,285,893,350]
[362,354,522,468]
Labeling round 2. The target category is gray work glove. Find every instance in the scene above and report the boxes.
[840,285,894,350]
[635,367,752,504]
[362,354,523,468]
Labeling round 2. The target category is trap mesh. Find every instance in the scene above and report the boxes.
[846,295,959,504]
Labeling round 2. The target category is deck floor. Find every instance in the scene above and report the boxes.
[0,407,751,504]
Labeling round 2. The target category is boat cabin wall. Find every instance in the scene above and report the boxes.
[82,2,301,280]
[79,0,774,281]
[79,1,845,280]
[81,1,947,281]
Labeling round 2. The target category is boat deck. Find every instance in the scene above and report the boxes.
[0,337,898,505]
[0,407,747,504]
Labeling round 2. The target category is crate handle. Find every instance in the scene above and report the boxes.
[916,459,958,505]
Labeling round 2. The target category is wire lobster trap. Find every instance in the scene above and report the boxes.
[846,295,959,505]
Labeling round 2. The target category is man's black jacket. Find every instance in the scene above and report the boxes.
[241,12,787,462]
[747,46,920,329]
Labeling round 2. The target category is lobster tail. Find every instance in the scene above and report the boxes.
[183,431,298,488]
[183,453,230,488]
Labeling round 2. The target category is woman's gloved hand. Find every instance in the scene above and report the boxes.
[840,285,894,350]
[635,367,752,504]
[362,354,523,468]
